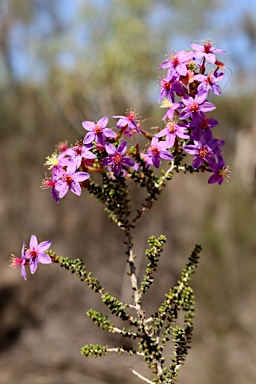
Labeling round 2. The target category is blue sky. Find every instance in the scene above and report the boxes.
[6,0,256,92]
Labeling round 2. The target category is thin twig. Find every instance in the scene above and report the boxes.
[131,199,154,227]
[107,347,143,356]
[130,369,154,383]
[112,327,138,338]
[154,161,174,188]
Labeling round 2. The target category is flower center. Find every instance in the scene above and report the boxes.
[167,122,177,133]
[113,153,122,164]
[171,55,179,67]
[65,175,73,185]
[189,102,199,112]
[30,250,38,258]
[204,41,212,53]
[95,125,102,134]
[127,110,137,122]
[162,79,171,90]
[219,166,230,179]
[75,147,82,155]
[151,146,160,156]
[198,146,209,159]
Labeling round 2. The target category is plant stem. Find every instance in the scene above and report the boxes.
[130,369,154,383]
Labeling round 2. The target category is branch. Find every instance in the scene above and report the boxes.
[107,347,143,356]
[130,369,154,383]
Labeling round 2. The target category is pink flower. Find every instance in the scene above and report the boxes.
[191,40,225,64]
[112,110,140,136]
[102,141,134,176]
[208,159,230,185]
[10,242,27,280]
[146,137,173,168]
[179,91,216,122]
[156,120,189,148]
[158,50,193,76]
[25,235,52,275]
[82,117,116,145]
[55,167,90,198]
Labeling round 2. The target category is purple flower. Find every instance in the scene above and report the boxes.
[63,144,96,172]
[25,235,52,275]
[184,140,215,169]
[190,115,218,141]
[191,40,225,64]
[156,121,189,148]
[102,140,135,176]
[208,158,230,185]
[194,71,224,96]
[82,117,116,145]
[208,137,225,159]
[158,50,193,76]
[41,167,66,204]
[158,69,184,103]
[55,167,90,198]
[179,91,216,122]
[10,242,27,280]
[146,137,174,168]
[112,110,140,135]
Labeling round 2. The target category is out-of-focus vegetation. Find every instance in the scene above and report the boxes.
[0,1,256,383]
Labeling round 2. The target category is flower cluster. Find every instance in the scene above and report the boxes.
[41,115,138,203]
[10,235,51,280]
[39,38,229,206]
[157,39,230,184]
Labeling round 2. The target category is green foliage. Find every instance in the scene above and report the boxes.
[81,344,109,358]
[47,252,103,292]
[140,235,167,295]
[87,309,115,331]
[51,240,201,383]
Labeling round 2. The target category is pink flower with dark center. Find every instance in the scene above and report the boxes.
[158,69,184,103]
[82,117,116,145]
[194,71,224,96]
[102,141,135,176]
[112,110,140,135]
[146,137,173,168]
[63,144,96,172]
[55,166,90,198]
[191,40,225,64]
[158,50,193,76]
[184,139,215,169]
[156,120,189,148]
[179,91,216,122]
[25,235,52,275]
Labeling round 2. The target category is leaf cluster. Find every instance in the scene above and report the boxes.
[51,241,202,383]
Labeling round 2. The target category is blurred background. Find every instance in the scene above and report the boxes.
[0,0,256,383]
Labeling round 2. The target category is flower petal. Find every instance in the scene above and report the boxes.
[38,253,52,264]
[29,235,38,249]
[30,258,38,274]
[37,241,51,253]
[82,121,95,131]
